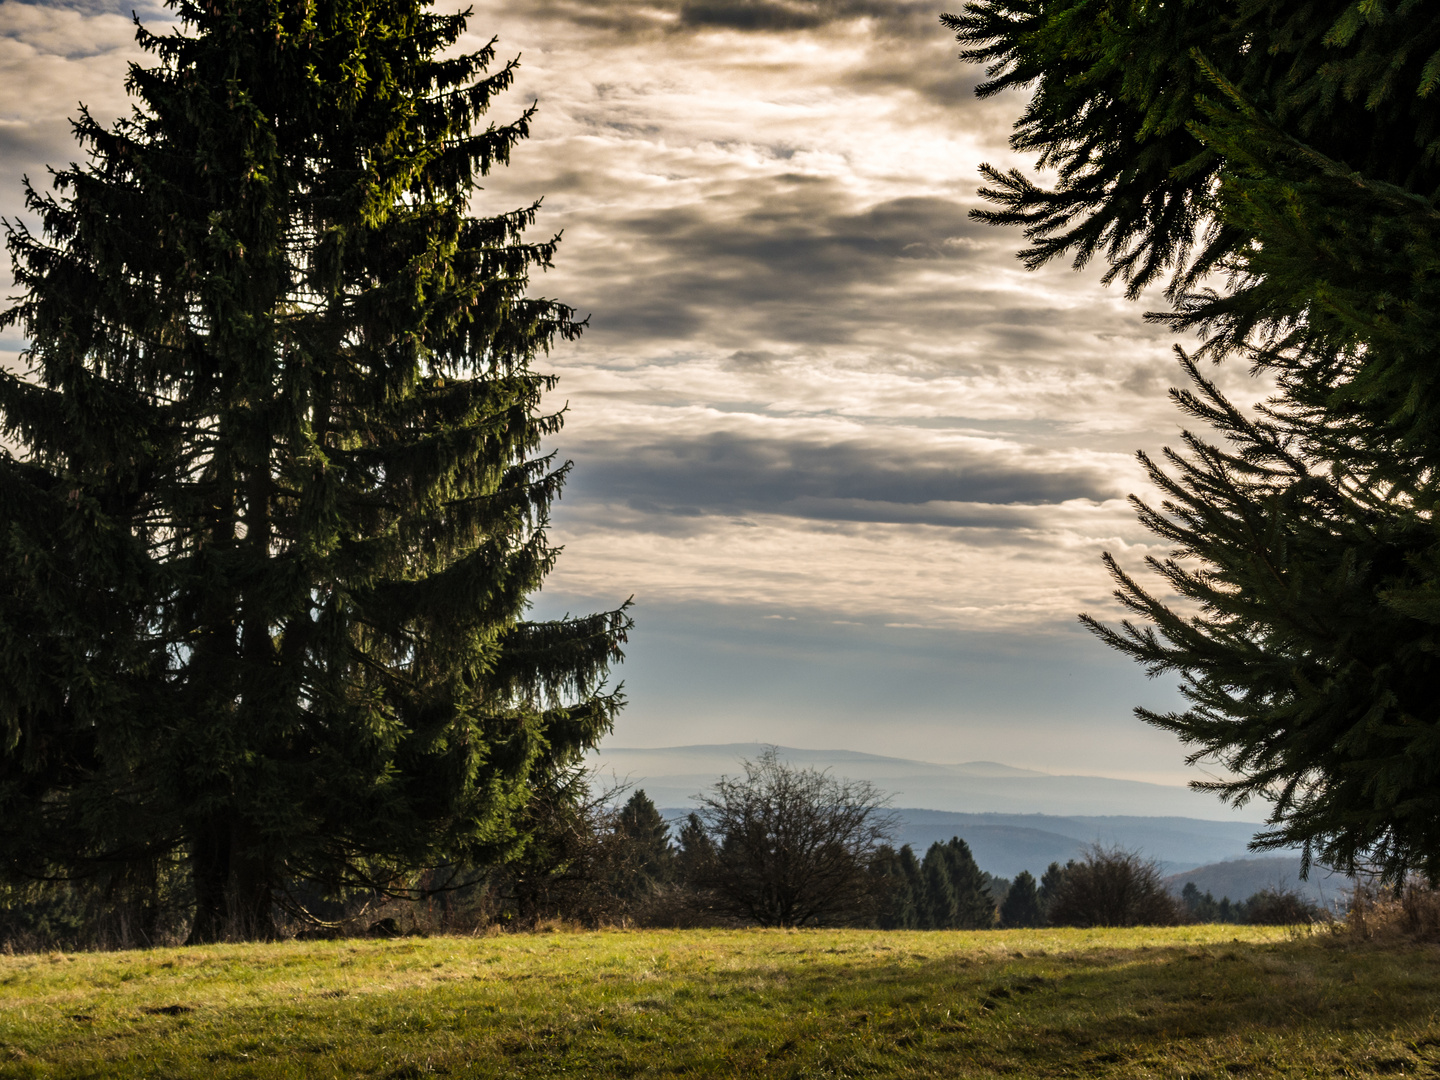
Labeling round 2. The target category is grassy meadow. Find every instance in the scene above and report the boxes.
[0,925,1435,1078]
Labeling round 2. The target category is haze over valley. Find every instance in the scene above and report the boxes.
[591,743,1325,896]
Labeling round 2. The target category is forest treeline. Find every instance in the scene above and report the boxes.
[0,756,1324,951]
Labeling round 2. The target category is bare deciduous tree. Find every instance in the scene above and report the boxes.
[686,748,896,927]
[1045,847,1179,928]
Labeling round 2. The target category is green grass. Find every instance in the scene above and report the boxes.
[1,925,1435,1077]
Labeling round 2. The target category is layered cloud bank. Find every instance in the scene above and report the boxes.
[456,0,1252,633]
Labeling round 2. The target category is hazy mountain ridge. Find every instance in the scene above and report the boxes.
[607,743,1286,877]
[655,805,1278,878]
[1162,858,1353,909]
[593,743,1268,821]
[593,744,1049,782]
[889,810,1266,877]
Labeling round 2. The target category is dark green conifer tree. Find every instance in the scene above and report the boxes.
[947,0,1440,881]
[920,837,993,929]
[921,846,958,930]
[939,836,995,929]
[1181,881,1234,923]
[999,869,1042,928]
[899,842,925,915]
[0,0,628,940]
[676,812,716,886]
[615,789,674,894]
[873,843,923,929]
[1037,861,1071,923]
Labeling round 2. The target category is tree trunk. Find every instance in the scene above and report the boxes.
[187,821,231,944]
[227,818,276,941]
[186,819,276,943]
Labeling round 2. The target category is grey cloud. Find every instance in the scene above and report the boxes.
[566,428,1117,525]
[778,497,1050,529]
[0,0,169,49]
[680,1,826,30]
[564,180,994,347]
[1121,363,1166,397]
[846,60,987,108]
[511,0,979,106]
[5,0,155,14]
[523,0,943,38]
[725,349,780,371]
[679,0,936,33]
[0,126,74,196]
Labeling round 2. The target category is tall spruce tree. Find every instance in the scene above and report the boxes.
[921,844,960,929]
[919,837,993,929]
[947,0,1440,881]
[614,789,675,895]
[1038,861,1070,922]
[874,843,924,929]
[999,869,1042,928]
[938,836,995,929]
[0,0,628,940]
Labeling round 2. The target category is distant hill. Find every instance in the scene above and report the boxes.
[891,816,1086,877]
[592,743,1269,821]
[889,809,1266,878]
[656,805,1277,879]
[607,743,1296,878]
[1162,858,1353,909]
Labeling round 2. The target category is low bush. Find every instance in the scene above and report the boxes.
[1244,888,1327,926]
[0,859,194,952]
[1044,847,1180,928]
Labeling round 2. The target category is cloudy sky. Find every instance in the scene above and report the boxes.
[0,0,1275,788]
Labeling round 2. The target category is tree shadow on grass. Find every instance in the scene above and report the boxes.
[599,937,1440,1077]
[773,938,1440,1076]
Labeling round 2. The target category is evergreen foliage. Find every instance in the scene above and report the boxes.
[1084,355,1440,882]
[922,837,995,929]
[921,847,960,928]
[1181,881,1242,924]
[1038,860,1068,917]
[999,869,1043,928]
[981,870,1011,911]
[1179,880,1324,925]
[471,773,682,929]
[613,790,675,898]
[0,0,628,941]
[676,811,716,887]
[946,0,1440,881]
[873,844,924,929]
[876,836,994,929]
[944,0,1440,308]
[487,766,616,928]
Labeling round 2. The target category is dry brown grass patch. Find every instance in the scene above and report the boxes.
[1344,880,1440,943]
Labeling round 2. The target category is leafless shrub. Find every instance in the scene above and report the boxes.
[623,881,739,929]
[683,748,897,927]
[1046,846,1180,928]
